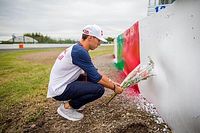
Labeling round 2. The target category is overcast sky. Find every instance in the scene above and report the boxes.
[0,0,148,41]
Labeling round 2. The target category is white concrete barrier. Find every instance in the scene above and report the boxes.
[139,0,200,132]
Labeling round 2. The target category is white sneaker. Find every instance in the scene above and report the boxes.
[57,104,84,121]
[77,105,86,111]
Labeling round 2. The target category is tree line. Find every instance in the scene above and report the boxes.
[24,33,77,44]
[25,33,115,44]
[0,32,115,44]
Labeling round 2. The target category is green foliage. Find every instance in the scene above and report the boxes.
[105,37,115,44]
[24,32,77,44]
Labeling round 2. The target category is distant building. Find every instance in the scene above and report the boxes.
[148,0,176,16]
[8,36,38,43]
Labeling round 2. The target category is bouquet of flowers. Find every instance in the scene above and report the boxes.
[105,56,154,105]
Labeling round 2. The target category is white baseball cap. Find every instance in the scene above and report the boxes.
[82,24,107,42]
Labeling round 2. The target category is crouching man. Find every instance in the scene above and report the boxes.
[47,24,123,121]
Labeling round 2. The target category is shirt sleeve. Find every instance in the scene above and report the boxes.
[71,45,102,83]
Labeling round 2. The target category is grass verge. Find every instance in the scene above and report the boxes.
[0,45,113,125]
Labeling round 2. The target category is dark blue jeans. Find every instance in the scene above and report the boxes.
[53,77,105,109]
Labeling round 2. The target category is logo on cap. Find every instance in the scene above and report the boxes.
[101,30,103,36]
[83,29,89,34]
